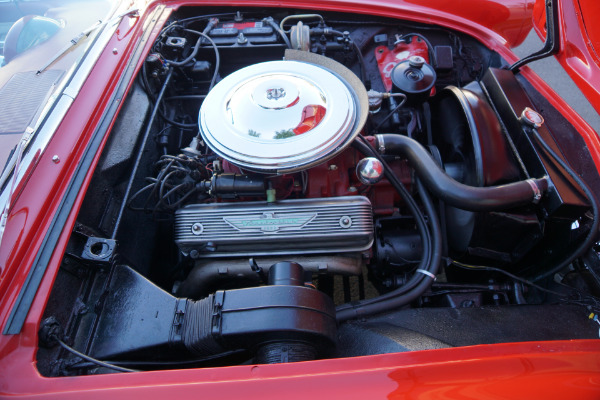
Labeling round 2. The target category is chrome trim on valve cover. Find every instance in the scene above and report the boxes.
[174,196,374,257]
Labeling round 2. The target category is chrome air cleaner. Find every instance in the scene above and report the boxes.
[199,60,362,173]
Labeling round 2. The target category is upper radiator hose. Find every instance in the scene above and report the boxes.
[375,134,549,211]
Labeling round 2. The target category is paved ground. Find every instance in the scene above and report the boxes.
[513,31,600,135]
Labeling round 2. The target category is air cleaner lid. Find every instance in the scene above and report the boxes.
[199,60,359,173]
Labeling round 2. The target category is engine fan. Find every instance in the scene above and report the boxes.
[431,83,542,263]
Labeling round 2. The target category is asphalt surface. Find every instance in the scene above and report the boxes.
[514,31,600,135]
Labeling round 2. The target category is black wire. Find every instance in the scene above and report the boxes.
[56,338,138,373]
[166,187,200,209]
[127,183,156,211]
[402,33,437,67]
[351,40,369,87]
[374,94,407,132]
[68,349,247,370]
[528,127,600,282]
[144,159,176,212]
[132,154,209,214]
[449,259,564,297]
[140,62,198,129]
[142,27,220,129]
[181,29,220,91]
[127,154,201,213]
[157,14,231,42]
[336,175,442,320]
[324,29,369,86]
[160,182,189,208]
[450,259,600,311]
[165,95,207,101]
[264,18,292,48]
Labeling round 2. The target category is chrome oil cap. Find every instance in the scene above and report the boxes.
[199,60,360,173]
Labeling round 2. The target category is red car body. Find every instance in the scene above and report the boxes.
[1,0,599,398]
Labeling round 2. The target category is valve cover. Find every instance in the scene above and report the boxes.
[174,196,374,257]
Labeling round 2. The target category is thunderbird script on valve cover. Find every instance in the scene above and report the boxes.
[0,0,600,398]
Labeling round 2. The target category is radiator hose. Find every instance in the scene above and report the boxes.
[336,137,442,321]
[375,134,549,211]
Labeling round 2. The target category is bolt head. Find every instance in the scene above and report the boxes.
[52,155,60,164]
[191,223,204,236]
[339,215,353,229]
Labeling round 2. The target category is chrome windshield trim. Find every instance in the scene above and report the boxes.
[0,3,130,242]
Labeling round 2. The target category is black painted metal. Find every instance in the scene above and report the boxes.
[89,263,337,360]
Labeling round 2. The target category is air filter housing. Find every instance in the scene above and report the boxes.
[199,60,363,173]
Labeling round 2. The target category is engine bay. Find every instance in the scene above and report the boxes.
[37,6,600,375]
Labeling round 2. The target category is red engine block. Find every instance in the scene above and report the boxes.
[222,141,411,215]
[303,136,411,215]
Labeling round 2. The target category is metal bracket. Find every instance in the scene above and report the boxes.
[63,225,117,265]
[81,236,117,264]
[169,298,188,344]
[509,0,560,72]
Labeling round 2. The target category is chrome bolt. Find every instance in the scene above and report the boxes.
[52,155,60,164]
[191,223,204,236]
[112,48,118,55]
[339,215,353,229]
[356,157,384,185]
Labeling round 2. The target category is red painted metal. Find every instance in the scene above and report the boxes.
[375,36,429,92]
[0,0,599,398]
[304,145,411,215]
[532,0,600,115]
[1,340,599,398]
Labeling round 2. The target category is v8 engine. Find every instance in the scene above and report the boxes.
[37,6,600,376]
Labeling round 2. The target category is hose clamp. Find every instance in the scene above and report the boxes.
[416,269,436,280]
[375,134,385,154]
[526,179,542,204]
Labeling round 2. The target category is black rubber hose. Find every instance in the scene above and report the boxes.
[403,33,437,67]
[528,127,600,282]
[336,137,441,321]
[352,138,432,282]
[336,179,442,321]
[356,138,433,292]
[376,134,549,211]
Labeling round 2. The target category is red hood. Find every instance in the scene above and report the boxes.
[533,0,600,114]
